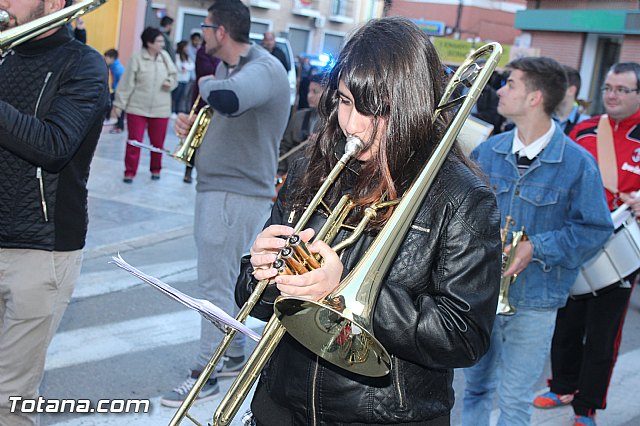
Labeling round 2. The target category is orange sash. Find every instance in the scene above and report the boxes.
[596,114,618,195]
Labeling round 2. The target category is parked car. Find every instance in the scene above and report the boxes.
[250,33,297,107]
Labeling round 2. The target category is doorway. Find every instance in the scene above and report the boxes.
[588,36,622,115]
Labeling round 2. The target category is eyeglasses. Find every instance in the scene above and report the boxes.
[600,85,640,95]
[200,23,220,30]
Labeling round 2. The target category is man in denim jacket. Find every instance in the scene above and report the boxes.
[462,57,613,426]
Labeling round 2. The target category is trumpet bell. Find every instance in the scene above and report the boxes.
[172,105,212,165]
[275,297,391,377]
[496,292,516,315]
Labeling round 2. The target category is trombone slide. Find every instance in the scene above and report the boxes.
[0,0,108,55]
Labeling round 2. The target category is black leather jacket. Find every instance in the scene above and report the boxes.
[236,155,501,425]
[0,26,109,251]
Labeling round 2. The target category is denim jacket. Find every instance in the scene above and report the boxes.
[471,124,613,309]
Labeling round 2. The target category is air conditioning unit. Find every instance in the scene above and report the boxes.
[314,16,326,29]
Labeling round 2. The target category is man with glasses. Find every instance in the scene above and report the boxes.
[160,0,290,408]
[533,62,640,426]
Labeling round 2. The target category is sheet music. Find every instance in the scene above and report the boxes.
[111,254,261,342]
[458,115,494,156]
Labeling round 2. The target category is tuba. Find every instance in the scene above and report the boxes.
[169,42,502,426]
[0,0,107,55]
[497,216,526,316]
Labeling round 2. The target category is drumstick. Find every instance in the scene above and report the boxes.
[278,139,310,162]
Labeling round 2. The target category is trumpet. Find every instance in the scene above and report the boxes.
[497,216,526,316]
[127,97,212,166]
[0,0,107,55]
[172,98,212,165]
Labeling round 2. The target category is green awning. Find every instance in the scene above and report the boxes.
[515,9,640,35]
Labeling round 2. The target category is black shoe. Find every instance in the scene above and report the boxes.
[159,371,219,408]
[217,355,246,378]
[151,173,160,180]
[123,177,133,184]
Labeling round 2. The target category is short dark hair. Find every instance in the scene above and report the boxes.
[208,0,250,44]
[507,57,567,116]
[190,32,202,41]
[563,65,581,94]
[140,27,163,48]
[609,62,640,90]
[104,48,118,59]
[160,16,174,28]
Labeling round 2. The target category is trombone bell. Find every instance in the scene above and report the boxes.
[275,297,391,377]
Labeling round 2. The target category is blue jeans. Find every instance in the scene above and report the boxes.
[462,308,558,426]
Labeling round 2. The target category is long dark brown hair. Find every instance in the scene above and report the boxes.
[288,17,468,229]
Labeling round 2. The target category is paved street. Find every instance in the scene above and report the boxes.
[38,123,640,426]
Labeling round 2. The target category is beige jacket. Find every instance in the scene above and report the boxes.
[113,49,177,118]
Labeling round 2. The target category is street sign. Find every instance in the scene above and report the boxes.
[414,19,446,37]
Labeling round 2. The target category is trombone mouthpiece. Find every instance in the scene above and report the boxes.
[344,136,364,159]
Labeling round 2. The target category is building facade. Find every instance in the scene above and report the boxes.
[515,0,640,113]
[387,0,527,45]
[81,0,382,69]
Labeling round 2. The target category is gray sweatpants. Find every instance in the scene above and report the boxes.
[193,190,271,371]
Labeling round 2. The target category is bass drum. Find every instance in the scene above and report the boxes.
[571,206,640,297]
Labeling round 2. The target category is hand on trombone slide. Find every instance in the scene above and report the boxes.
[502,240,533,278]
[249,224,344,301]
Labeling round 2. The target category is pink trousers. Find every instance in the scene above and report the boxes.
[124,113,169,178]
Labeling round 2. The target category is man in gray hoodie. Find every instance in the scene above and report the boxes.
[161,0,290,407]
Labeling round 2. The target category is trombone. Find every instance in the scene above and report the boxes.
[0,0,107,55]
[170,42,502,426]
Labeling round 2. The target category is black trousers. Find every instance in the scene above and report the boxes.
[549,275,635,416]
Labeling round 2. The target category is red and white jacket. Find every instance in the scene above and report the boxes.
[570,108,640,210]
